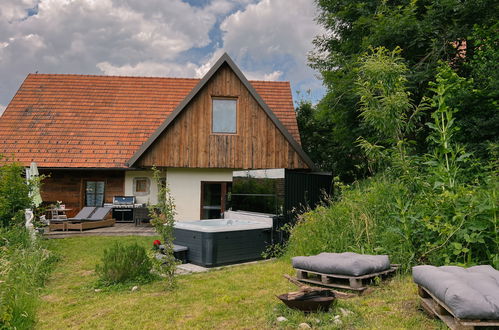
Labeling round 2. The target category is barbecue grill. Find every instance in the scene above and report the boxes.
[111,196,143,222]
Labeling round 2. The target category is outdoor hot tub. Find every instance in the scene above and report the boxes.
[173,212,274,267]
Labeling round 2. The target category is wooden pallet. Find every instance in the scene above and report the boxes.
[418,285,499,330]
[295,264,399,292]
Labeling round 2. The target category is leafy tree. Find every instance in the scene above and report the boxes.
[307,0,499,181]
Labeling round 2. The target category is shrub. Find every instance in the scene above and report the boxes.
[286,175,418,269]
[286,52,498,271]
[95,242,153,285]
[148,167,178,289]
[0,158,32,227]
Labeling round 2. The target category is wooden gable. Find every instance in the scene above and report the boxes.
[131,55,313,170]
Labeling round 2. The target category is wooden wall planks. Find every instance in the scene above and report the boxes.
[136,64,309,169]
[39,169,125,216]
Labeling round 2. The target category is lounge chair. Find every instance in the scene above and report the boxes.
[66,207,115,232]
[292,252,398,292]
[48,207,96,231]
[413,265,499,329]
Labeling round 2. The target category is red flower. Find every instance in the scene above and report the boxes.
[153,240,161,246]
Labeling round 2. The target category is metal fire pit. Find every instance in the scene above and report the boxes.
[277,291,336,312]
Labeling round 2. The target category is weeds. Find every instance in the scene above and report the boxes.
[286,50,498,270]
[0,226,56,329]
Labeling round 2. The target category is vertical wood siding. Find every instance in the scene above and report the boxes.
[39,169,125,216]
[136,64,309,169]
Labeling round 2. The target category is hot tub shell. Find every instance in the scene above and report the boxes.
[174,217,273,267]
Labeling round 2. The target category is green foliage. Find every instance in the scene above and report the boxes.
[95,242,153,285]
[304,0,498,181]
[0,226,56,329]
[355,47,428,175]
[287,58,498,270]
[286,176,418,269]
[148,167,178,288]
[0,157,32,227]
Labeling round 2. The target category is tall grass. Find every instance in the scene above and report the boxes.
[0,227,56,329]
[285,175,417,269]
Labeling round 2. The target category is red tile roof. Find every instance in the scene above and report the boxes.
[0,74,300,168]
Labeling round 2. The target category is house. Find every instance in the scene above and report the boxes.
[0,53,314,221]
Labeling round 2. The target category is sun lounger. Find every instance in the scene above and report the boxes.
[413,265,499,329]
[48,207,96,231]
[66,207,115,232]
[292,252,398,292]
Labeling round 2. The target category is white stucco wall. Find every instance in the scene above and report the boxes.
[166,168,233,221]
[125,168,233,221]
[124,170,159,205]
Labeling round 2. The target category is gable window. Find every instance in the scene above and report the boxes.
[133,177,150,196]
[212,98,237,133]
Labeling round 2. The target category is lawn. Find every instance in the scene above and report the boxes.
[38,236,445,329]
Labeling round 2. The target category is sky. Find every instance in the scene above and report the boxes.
[0,0,325,116]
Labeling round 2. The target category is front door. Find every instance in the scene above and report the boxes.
[85,181,105,207]
[200,182,231,219]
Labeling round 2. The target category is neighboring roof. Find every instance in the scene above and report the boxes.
[0,56,304,169]
[128,53,314,169]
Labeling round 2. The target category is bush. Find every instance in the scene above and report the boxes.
[148,167,178,289]
[286,175,418,269]
[285,53,499,271]
[0,159,32,227]
[0,226,55,329]
[285,171,498,271]
[95,242,153,285]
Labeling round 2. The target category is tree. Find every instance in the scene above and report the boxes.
[307,0,499,181]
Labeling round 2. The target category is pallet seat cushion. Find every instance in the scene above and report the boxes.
[412,265,499,320]
[292,252,391,277]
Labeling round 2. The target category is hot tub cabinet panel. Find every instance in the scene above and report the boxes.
[174,226,271,267]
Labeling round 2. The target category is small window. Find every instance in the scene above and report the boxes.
[133,177,150,196]
[212,98,237,133]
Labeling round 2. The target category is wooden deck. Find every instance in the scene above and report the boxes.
[43,223,157,238]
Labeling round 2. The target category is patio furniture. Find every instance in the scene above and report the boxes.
[413,265,499,329]
[66,207,115,232]
[292,252,399,292]
[49,207,95,231]
[67,207,96,221]
[48,219,66,231]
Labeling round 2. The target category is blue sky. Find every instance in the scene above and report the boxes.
[0,0,325,115]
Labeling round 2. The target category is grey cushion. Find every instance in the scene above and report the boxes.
[413,265,499,320]
[88,207,112,221]
[70,206,95,220]
[292,252,391,276]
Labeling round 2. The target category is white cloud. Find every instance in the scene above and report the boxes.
[97,60,199,77]
[245,70,283,81]
[0,0,325,108]
[0,0,228,105]
[217,0,324,91]
[0,104,5,117]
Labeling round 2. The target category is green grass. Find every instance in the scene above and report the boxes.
[38,236,445,329]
